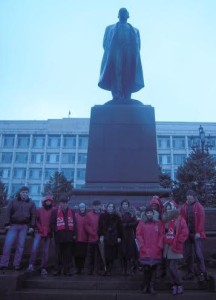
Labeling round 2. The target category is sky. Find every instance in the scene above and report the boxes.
[0,0,216,122]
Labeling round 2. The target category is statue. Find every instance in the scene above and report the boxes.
[98,8,144,102]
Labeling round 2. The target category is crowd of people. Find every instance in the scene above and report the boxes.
[0,186,207,295]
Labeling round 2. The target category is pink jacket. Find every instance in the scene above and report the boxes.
[180,201,206,239]
[165,215,189,254]
[36,199,54,237]
[85,210,101,242]
[136,220,164,259]
[75,212,88,242]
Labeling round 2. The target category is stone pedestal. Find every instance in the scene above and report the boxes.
[85,103,159,189]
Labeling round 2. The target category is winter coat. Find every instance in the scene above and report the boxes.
[85,210,101,242]
[180,201,206,239]
[5,195,36,227]
[136,219,164,260]
[50,206,76,243]
[163,210,189,255]
[98,212,123,246]
[98,22,144,93]
[75,211,88,243]
[118,209,138,259]
[36,198,54,237]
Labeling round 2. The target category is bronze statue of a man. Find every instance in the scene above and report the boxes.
[98,8,144,101]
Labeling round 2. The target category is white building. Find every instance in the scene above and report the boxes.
[0,118,216,206]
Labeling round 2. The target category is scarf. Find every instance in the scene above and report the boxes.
[165,219,176,245]
[56,207,74,231]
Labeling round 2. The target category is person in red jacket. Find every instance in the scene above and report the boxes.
[74,203,88,274]
[27,195,54,276]
[180,189,207,282]
[136,206,164,294]
[148,195,164,221]
[162,202,189,295]
[85,200,103,275]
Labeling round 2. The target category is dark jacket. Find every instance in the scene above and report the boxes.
[98,212,123,245]
[5,195,36,227]
[50,206,76,243]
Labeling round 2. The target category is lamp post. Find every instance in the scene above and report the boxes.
[191,125,213,204]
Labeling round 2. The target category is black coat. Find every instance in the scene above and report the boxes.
[50,207,76,244]
[98,212,123,245]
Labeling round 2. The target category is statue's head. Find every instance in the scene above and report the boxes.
[118,8,129,21]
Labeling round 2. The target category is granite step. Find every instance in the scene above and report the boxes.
[3,289,216,300]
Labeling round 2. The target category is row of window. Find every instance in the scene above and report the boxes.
[0,168,85,180]
[1,152,87,164]
[0,135,88,149]
[157,136,216,149]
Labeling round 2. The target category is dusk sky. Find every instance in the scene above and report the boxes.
[0,0,216,122]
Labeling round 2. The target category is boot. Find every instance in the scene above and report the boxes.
[172,285,177,295]
[177,285,184,294]
[149,282,156,295]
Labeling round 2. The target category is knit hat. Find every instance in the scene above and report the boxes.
[144,206,154,214]
[92,200,101,206]
[186,190,196,197]
[19,186,29,192]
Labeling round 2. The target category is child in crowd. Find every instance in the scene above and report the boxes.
[162,201,189,295]
[136,207,164,294]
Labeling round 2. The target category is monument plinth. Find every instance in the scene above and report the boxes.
[85,103,159,189]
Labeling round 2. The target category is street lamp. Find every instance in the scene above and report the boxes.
[191,125,213,154]
[191,126,213,205]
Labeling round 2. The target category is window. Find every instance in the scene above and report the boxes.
[13,168,26,179]
[17,135,30,148]
[3,135,15,148]
[157,136,170,149]
[78,153,87,164]
[2,152,13,163]
[173,137,185,149]
[12,184,23,194]
[63,135,76,148]
[31,153,44,163]
[158,154,171,165]
[32,135,45,148]
[173,154,186,166]
[1,168,10,179]
[47,135,60,148]
[77,169,86,180]
[61,153,75,164]
[15,152,28,163]
[45,168,58,179]
[46,153,59,163]
[161,169,172,177]
[29,184,41,195]
[78,136,88,149]
[29,168,42,179]
[61,168,74,180]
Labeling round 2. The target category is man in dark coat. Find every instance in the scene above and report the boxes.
[98,8,144,101]
[50,195,76,276]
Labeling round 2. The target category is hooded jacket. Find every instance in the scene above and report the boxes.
[136,216,164,260]
[36,196,54,237]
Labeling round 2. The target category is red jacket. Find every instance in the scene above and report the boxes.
[36,199,54,237]
[136,220,164,259]
[180,201,206,239]
[75,211,88,242]
[164,215,189,254]
[85,210,101,242]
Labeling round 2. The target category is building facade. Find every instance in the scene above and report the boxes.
[0,119,216,206]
